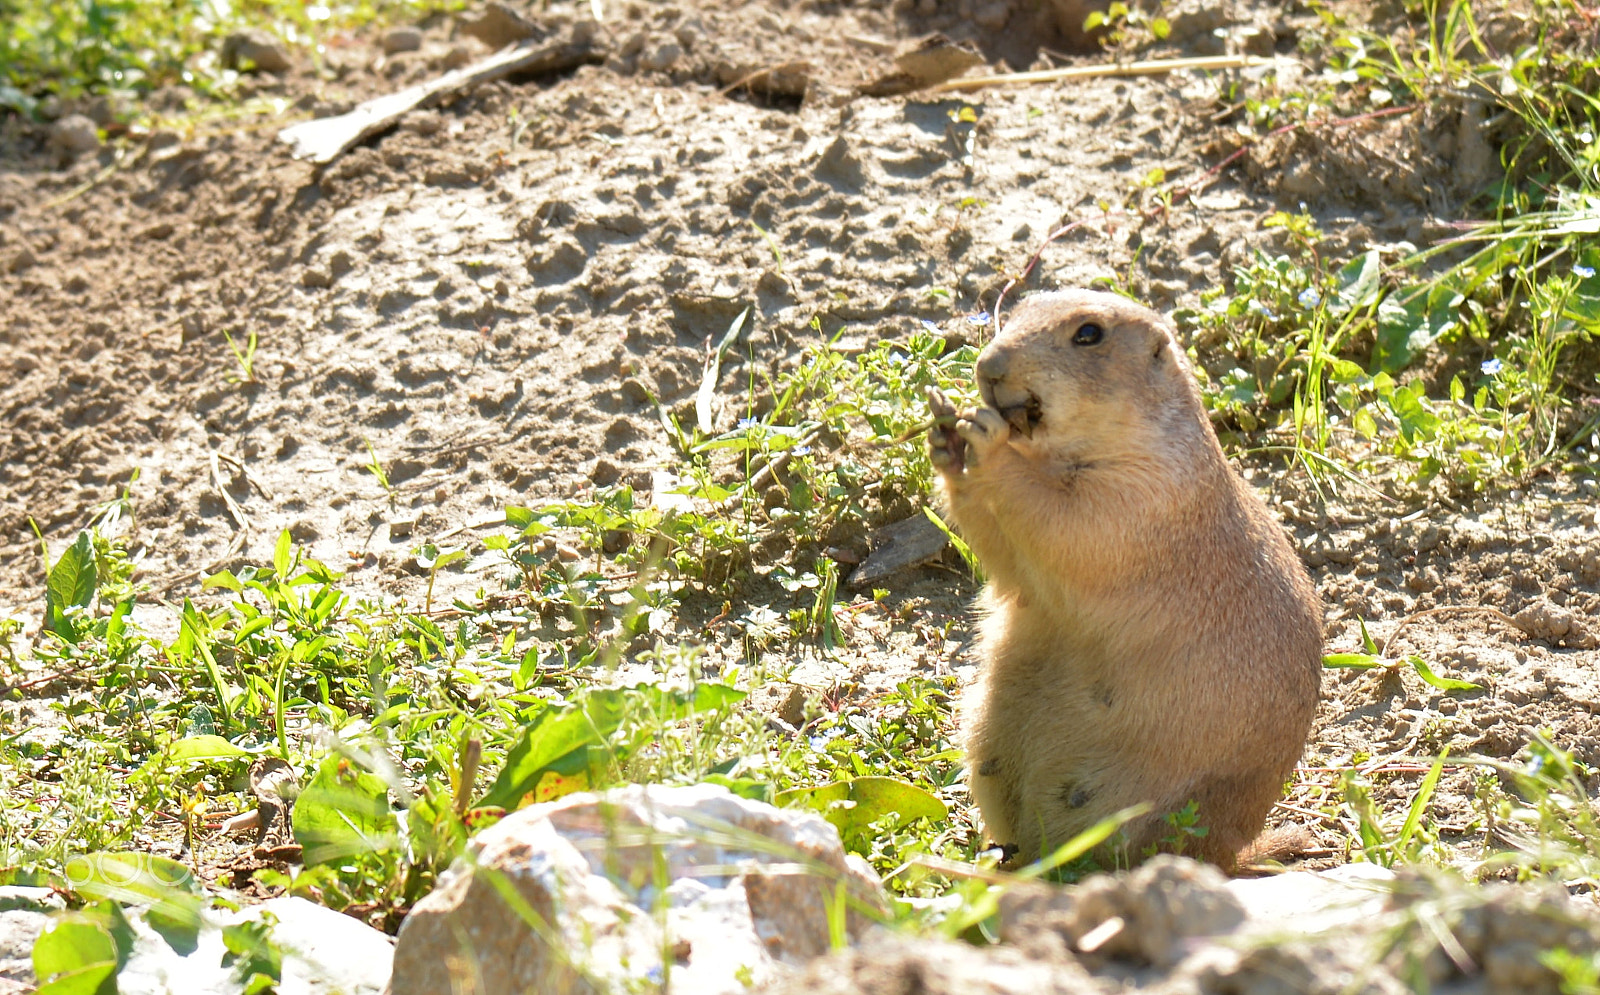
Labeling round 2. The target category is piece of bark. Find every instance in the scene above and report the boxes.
[277,30,603,164]
[848,512,950,588]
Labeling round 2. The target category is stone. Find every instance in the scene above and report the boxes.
[49,114,101,158]
[640,41,683,72]
[116,896,390,995]
[3,246,36,274]
[222,29,292,73]
[1228,862,1393,936]
[389,784,885,995]
[383,26,424,54]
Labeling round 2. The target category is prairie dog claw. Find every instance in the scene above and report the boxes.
[927,386,1009,475]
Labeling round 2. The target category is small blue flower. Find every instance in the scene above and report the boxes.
[1575,264,1596,279]
[1247,299,1280,321]
[737,417,760,430]
[889,351,908,366]
[645,965,664,985]
[1297,288,1322,308]
[966,311,991,325]
[920,319,941,334]
[1481,358,1503,376]
[792,445,812,456]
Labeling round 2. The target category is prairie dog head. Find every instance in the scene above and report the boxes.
[976,290,1206,463]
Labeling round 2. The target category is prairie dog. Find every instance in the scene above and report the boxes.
[928,290,1322,869]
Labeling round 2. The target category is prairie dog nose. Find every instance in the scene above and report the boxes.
[975,346,1010,387]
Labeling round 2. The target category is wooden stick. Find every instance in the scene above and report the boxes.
[925,54,1273,94]
[278,34,602,164]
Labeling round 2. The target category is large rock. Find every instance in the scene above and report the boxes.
[389,784,885,995]
[40,896,392,995]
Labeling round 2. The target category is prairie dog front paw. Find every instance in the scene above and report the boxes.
[956,407,1009,462]
[926,387,1011,477]
[927,386,966,474]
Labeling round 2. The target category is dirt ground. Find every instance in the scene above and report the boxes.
[3,0,1598,873]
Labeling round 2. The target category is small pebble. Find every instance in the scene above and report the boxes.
[639,41,682,72]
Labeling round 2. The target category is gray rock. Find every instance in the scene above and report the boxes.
[383,25,423,54]
[0,887,63,913]
[222,29,292,73]
[50,114,101,158]
[389,784,884,995]
[0,909,49,986]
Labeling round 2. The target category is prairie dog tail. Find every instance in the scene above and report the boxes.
[1237,823,1316,869]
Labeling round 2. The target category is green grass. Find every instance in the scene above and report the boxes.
[0,0,462,115]
[1183,0,1600,495]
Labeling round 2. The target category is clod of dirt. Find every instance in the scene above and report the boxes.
[1512,598,1599,649]
[1000,856,1246,969]
[857,35,985,97]
[1381,871,1600,994]
[48,115,101,161]
[458,1,541,48]
[384,26,424,55]
[757,935,1110,995]
[221,29,292,73]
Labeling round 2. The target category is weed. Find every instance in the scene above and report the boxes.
[222,329,257,384]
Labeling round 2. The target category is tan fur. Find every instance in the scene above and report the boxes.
[929,290,1322,871]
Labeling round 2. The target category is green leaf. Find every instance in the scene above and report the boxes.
[174,600,235,729]
[1333,249,1382,314]
[45,531,97,642]
[924,508,981,581]
[222,915,283,992]
[1322,653,1382,669]
[1395,749,1446,856]
[33,916,118,995]
[1359,618,1379,655]
[480,692,629,810]
[273,529,293,581]
[137,735,253,778]
[775,776,947,838]
[703,775,773,802]
[1386,383,1440,443]
[292,755,399,867]
[1407,655,1481,691]
[1372,287,1458,374]
[202,570,243,593]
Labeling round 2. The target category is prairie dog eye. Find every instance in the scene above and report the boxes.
[1072,323,1104,346]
